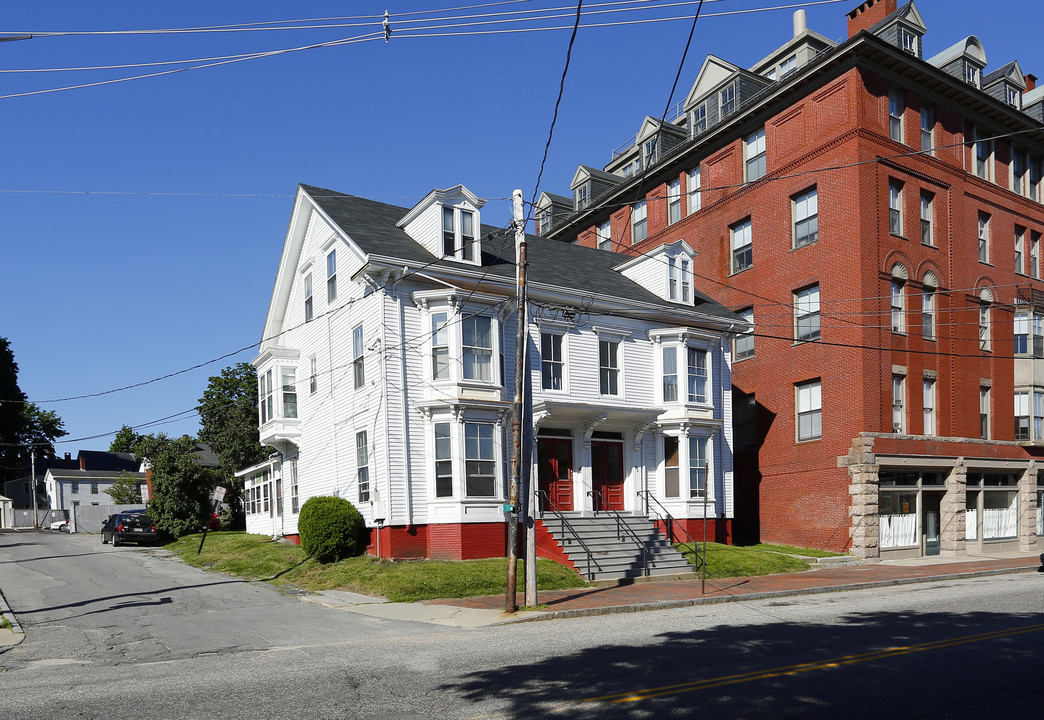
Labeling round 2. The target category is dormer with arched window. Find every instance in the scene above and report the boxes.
[928,36,987,89]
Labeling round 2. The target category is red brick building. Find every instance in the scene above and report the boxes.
[539,0,1044,559]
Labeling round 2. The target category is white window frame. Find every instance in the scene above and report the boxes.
[462,314,495,383]
[596,220,612,251]
[662,346,678,403]
[923,378,936,436]
[689,436,709,499]
[540,331,565,391]
[686,347,708,404]
[431,312,450,381]
[794,285,821,342]
[745,128,767,182]
[891,279,906,334]
[796,380,822,441]
[889,181,903,236]
[978,212,990,264]
[900,27,918,56]
[326,249,337,303]
[356,430,370,503]
[281,367,298,419]
[599,339,621,397]
[719,84,736,117]
[972,126,993,181]
[1016,227,1026,275]
[691,104,707,136]
[667,179,681,225]
[922,287,935,341]
[259,369,273,425]
[352,325,365,389]
[980,386,991,439]
[1015,391,1030,440]
[304,273,314,323]
[731,218,752,273]
[793,187,818,248]
[889,88,904,143]
[979,301,991,352]
[921,104,934,153]
[920,191,933,245]
[687,167,701,214]
[667,256,690,303]
[309,355,318,395]
[734,308,754,360]
[1033,232,1041,278]
[632,200,647,243]
[434,422,454,498]
[1015,311,1030,354]
[464,421,497,498]
[442,206,478,262]
[892,374,906,433]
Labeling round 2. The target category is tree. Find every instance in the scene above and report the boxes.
[109,425,141,454]
[0,338,67,485]
[139,434,220,538]
[197,363,268,477]
[198,363,268,530]
[105,471,145,505]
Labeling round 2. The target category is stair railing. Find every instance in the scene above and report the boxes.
[588,489,650,577]
[636,490,703,571]
[537,489,600,580]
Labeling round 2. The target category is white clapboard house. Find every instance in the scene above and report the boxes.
[238,184,748,580]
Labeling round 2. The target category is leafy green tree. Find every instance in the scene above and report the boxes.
[139,434,220,538]
[0,338,67,485]
[198,363,268,530]
[109,425,142,454]
[105,471,145,505]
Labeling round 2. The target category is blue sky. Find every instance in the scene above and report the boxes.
[3,0,1042,452]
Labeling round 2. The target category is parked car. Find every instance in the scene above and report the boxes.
[48,520,70,533]
[101,512,158,547]
[208,513,221,531]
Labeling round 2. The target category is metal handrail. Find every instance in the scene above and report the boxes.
[636,490,704,570]
[588,489,650,577]
[537,489,600,580]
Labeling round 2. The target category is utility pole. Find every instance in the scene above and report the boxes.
[31,448,38,529]
[506,189,528,613]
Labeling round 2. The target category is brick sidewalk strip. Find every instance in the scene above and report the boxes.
[425,556,1043,621]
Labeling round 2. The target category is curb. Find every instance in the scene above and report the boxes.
[500,564,1043,623]
[0,585,25,653]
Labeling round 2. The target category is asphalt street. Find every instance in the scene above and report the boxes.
[2,530,1043,719]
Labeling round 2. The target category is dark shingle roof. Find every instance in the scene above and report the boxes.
[301,185,742,323]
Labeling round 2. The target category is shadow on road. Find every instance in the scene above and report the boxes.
[442,609,1044,718]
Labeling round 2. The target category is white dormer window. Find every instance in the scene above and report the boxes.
[667,256,691,303]
[644,138,658,166]
[442,206,477,262]
[691,104,707,136]
[575,183,589,211]
[720,84,736,117]
[779,55,797,77]
[899,27,917,56]
[1007,85,1021,109]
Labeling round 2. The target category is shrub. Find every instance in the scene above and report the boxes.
[298,496,366,563]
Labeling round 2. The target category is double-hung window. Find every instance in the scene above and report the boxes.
[540,332,564,391]
[281,368,298,419]
[1015,392,1031,440]
[431,313,450,380]
[972,126,993,180]
[779,55,796,76]
[1014,151,1029,197]
[891,280,905,333]
[921,104,934,153]
[662,346,678,402]
[980,386,991,439]
[734,308,754,360]
[691,104,707,136]
[731,218,752,273]
[668,256,690,302]
[923,378,936,436]
[687,348,708,403]
[687,167,701,214]
[326,249,337,302]
[434,423,453,497]
[1035,314,1044,356]
[745,129,766,182]
[888,89,904,142]
[1035,392,1044,439]
[596,220,612,250]
[1015,312,1030,354]
[663,436,679,497]
[632,201,647,243]
[922,288,935,341]
[900,28,918,56]
[888,181,903,236]
[796,380,822,441]
[892,374,906,433]
[304,273,314,322]
[978,212,990,263]
[575,183,589,211]
[794,285,821,342]
[462,316,493,382]
[667,179,681,225]
[689,437,708,498]
[352,325,365,389]
[793,187,818,247]
[979,300,992,352]
[1016,227,1026,274]
[599,340,620,396]
[920,191,933,245]
[1033,232,1041,278]
[719,85,735,117]
[356,431,370,503]
[259,369,273,424]
[310,356,318,394]
[464,422,496,497]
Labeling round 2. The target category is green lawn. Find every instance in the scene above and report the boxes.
[166,532,843,601]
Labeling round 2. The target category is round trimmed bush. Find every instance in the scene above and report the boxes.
[298,496,366,563]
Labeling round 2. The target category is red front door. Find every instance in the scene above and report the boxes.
[538,438,573,511]
[591,441,624,512]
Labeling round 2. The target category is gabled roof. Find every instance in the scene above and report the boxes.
[45,469,144,482]
[536,191,572,209]
[868,0,926,35]
[571,164,618,189]
[293,185,743,325]
[636,116,685,142]
[77,450,139,472]
[683,56,742,110]
[983,60,1026,90]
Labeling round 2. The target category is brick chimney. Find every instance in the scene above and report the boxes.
[847,0,897,38]
[1025,74,1037,92]
[79,454,86,470]
[64,452,72,467]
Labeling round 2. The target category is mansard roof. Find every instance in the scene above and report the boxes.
[297,184,742,325]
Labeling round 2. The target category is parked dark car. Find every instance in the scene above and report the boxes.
[101,512,158,547]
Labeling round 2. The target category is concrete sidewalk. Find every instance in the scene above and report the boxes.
[306,551,1044,627]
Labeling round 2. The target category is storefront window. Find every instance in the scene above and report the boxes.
[879,489,918,548]
[966,472,1018,541]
